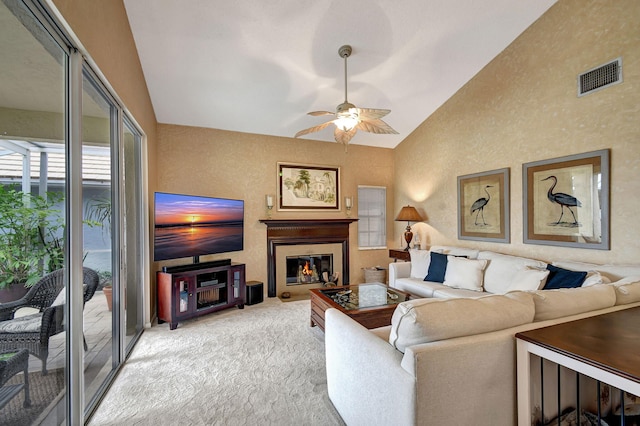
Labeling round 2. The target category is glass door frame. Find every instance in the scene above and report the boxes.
[12,0,150,422]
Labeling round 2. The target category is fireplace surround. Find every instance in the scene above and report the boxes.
[260,219,358,297]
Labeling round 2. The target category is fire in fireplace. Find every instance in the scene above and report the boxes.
[286,254,333,285]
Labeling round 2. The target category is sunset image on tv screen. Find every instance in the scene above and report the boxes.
[154,192,244,261]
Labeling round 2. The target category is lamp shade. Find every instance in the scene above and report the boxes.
[395,205,423,223]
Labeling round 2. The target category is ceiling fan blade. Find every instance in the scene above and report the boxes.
[307,111,335,116]
[295,120,335,138]
[356,118,398,135]
[355,108,391,120]
[334,127,357,145]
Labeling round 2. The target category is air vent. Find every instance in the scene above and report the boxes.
[578,58,622,97]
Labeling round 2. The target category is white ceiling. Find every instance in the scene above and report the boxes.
[124,0,557,149]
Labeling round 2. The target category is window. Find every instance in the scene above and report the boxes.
[357,186,386,249]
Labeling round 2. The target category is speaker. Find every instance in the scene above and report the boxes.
[246,281,264,305]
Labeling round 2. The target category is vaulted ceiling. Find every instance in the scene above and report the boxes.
[124,0,557,148]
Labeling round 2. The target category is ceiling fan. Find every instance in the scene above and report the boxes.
[295,45,398,147]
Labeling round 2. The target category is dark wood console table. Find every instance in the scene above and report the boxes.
[389,248,410,262]
[516,307,640,425]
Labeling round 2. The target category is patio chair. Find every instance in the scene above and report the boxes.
[0,267,99,374]
[0,348,30,409]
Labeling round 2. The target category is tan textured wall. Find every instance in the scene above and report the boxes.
[157,124,395,290]
[51,0,158,318]
[394,0,640,264]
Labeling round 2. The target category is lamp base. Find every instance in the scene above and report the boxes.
[403,226,413,251]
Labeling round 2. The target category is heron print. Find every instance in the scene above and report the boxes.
[465,181,501,232]
[532,163,595,237]
[470,185,493,226]
[542,175,581,226]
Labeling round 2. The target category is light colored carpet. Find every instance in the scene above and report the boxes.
[88,298,344,425]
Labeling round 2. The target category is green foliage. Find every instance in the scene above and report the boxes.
[85,195,112,238]
[0,186,63,289]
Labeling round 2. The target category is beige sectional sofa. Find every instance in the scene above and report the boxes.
[388,246,623,299]
[325,247,640,426]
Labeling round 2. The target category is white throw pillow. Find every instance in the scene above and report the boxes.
[479,251,547,294]
[409,249,431,279]
[52,287,66,306]
[506,268,550,292]
[581,271,611,287]
[443,256,487,292]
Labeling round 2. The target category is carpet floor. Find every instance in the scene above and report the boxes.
[88,298,344,425]
[0,368,64,426]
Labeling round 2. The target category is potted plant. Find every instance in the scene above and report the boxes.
[98,271,113,311]
[0,186,63,302]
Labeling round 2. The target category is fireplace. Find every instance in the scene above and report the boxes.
[260,219,357,297]
[286,254,333,285]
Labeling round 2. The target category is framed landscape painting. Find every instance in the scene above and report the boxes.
[523,149,610,249]
[277,163,340,211]
[457,168,510,243]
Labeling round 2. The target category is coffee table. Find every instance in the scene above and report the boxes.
[309,283,410,331]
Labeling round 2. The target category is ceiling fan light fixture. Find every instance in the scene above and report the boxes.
[295,44,397,148]
[335,104,359,131]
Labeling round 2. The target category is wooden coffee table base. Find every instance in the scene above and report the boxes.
[309,284,409,331]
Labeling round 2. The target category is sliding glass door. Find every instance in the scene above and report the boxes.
[0,0,147,423]
[0,1,68,424]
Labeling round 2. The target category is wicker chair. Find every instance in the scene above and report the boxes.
[0,348,30,409]
[0,267,100,374]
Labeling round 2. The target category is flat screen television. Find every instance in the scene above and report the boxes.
[153,192,244,263]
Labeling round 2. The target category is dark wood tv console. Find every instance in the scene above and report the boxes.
[157,262,246,330]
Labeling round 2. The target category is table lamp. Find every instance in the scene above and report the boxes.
[395,205,423,251]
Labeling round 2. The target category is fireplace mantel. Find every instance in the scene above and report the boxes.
[260,219,358,297]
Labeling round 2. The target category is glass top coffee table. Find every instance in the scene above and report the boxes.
[309,283,410,331]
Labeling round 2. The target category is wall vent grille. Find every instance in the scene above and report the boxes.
[578,58,622,96]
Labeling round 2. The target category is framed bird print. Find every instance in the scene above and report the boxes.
[457,168,510,243]
[523,149,610,249]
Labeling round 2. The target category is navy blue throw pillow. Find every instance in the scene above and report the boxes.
[543,264,587,289]
[424,252,448,283]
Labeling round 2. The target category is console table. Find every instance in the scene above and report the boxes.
[389,249,410,262]
[516,307,640,425]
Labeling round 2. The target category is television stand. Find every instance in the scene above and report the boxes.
[157,262,245,330]
[162,258,231,273]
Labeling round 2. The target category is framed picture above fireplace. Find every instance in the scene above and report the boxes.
[277,163,340,211]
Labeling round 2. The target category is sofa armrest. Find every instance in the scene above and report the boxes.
[325,308,415,426]
[388,261,411,289]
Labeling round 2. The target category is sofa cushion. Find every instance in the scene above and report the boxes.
[478,251,547,294]
[393,278,440,298]
[431,286,487,298]
[409,249,431,279]
[0,313,43,333]
[424,252,448,283]
[505,268,550,292]
[543,265,587,289]
[443,256,487,292]
[388,292,535,353]
[612,276,640,305]
[531,284,616,321]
